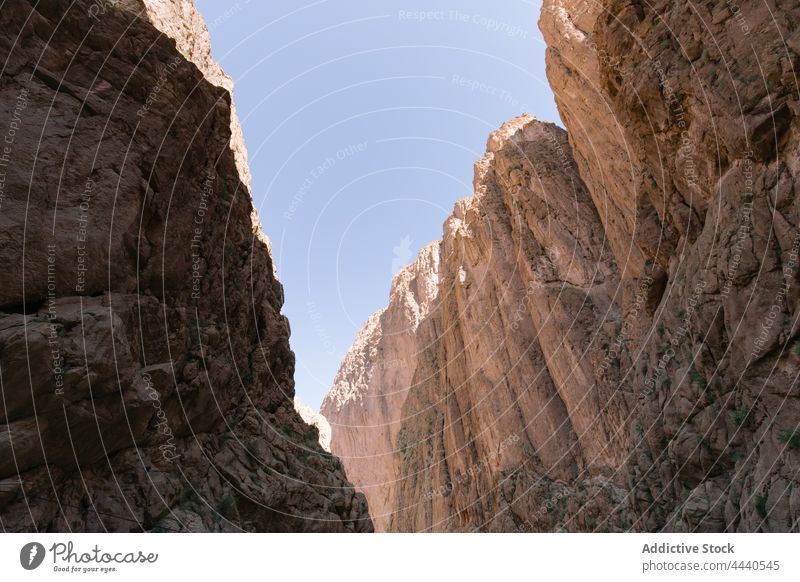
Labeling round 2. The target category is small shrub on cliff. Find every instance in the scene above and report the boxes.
[777,428,800,449]
[396,428,407,451]
[731,407,754,427]
[729,448,745,462]
[688,365,707,389]
[632,419,645,440]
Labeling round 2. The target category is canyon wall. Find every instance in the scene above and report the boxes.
[326,117,635,532]
[389,117,633,532]
[294,398,332,452]
[321,243,439,531]
[540,0,800,533]
[0,0,371,532]
[326,0,800,532]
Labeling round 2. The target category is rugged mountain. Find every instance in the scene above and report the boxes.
[321,242,439,531]
[325,0,800,532]
[326,116,634,532]
[0,0,371,532]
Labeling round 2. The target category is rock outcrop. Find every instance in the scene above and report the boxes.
[0,0,371,532]
[325,0,800,533]
[321,242,439,531]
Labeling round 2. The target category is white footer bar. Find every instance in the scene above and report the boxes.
[0,533,796,581]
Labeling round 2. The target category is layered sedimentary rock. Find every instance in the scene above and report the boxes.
[321,243,439,531]
[0,0,371,532]
[328,1,800,532]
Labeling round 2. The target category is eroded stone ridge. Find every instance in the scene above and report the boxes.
[322,242,439,531]
[326,116,634,531]
[388,117,633,532]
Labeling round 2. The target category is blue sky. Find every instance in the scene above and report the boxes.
[195,0,559,409]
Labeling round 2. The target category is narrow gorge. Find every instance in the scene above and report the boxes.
[1,0,798,536]
[323,0,800,533]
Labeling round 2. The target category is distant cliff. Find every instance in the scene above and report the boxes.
[321,243,439,531]
[325,116,633,532]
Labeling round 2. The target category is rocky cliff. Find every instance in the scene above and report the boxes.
[393,117,634,532]
[321,242,440,531]
[0,0,371,532]
[294,398,332,453]
[326,116,634,532]
[325,0,800,532]
[540,0,800,533]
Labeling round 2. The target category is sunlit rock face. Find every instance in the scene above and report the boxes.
[389,117,633,532]
[322,243,440,532]
[327,116,634,532]
[0,0,371,532]
[330,0,800,533]
[294,398,332,452]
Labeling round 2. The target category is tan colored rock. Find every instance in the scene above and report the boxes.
[540,0,800,532]
[0,0,370,532]
[388,117,632,531]
[332,0,800,534]
[325,117,635,531]
[539,0,649,279]
[322,242,439,531]
[294,398,331,452]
